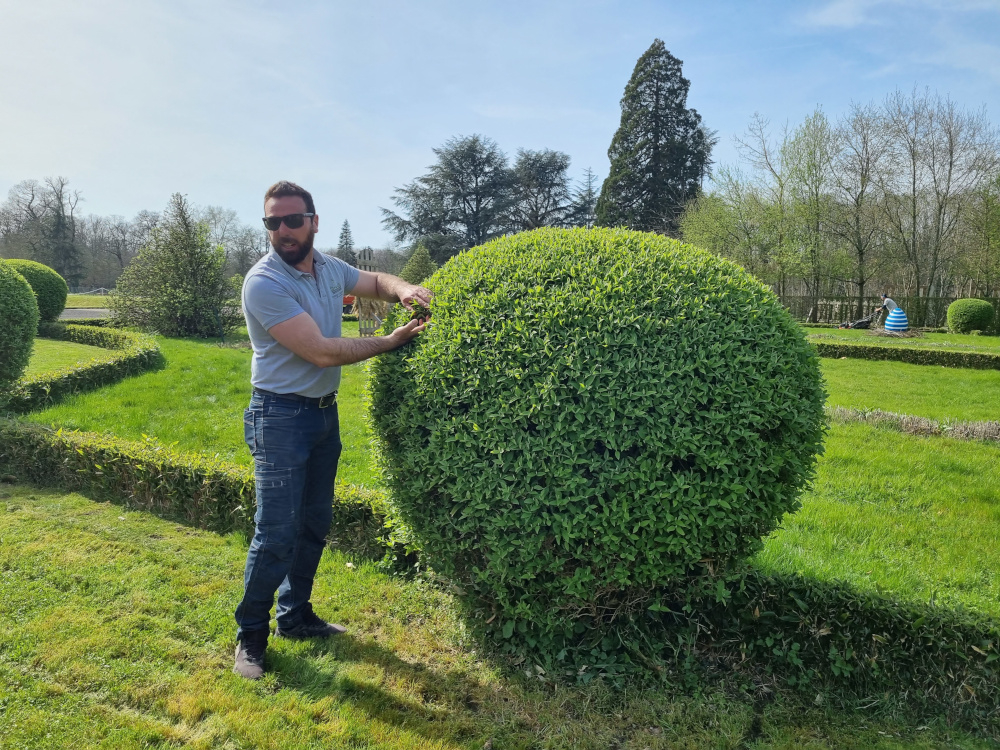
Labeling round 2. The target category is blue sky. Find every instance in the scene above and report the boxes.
[1,0,998,249]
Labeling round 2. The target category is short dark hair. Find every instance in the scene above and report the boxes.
[264,180,315,214]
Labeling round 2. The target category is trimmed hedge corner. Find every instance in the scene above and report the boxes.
[0,419,393,560]
[814,341,1000,370]
[6,324,162,413]
[948,298,995,335]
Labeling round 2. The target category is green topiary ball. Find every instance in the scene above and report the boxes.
[369,228,826,633]
[5,259,68,322]
[0,260,40,393]
[947,298,995,334]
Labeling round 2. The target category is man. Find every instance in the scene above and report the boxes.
[234,180,431,679]
[878,293,897,327]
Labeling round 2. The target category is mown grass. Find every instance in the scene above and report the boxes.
[821,358,1000,422]
[805,326,1000,354]
[1,484,993,750]
[755,422,1000,619]
[23,339,117,377]
[24,323,376,488]
[65,294,110,308]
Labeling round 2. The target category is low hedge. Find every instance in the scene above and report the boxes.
[814,341,1000,370]
[0,418,995,726]
[5,323,163,414]
[0,419,393,560]
[58,317,112,328]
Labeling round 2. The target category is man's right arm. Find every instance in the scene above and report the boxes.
[268,312,425,368]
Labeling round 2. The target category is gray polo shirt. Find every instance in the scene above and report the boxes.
[242,249,360,397]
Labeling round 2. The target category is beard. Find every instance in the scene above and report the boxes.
[272,230,315,267]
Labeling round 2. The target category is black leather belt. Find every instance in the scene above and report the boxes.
[253,388,338,408]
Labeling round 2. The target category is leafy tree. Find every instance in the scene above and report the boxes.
[566,167,600,229]
[382,134,513,263]
[110,193,242,337]
[508,149,572,231]
[595,40,715,235]
[399,244,438,285]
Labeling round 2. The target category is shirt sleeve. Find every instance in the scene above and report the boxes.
[330,256,361,294]
[243,273,305,331]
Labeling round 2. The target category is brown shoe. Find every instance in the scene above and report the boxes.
[233,631,267,679]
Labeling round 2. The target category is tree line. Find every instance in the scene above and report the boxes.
[679,90,1000,326]
[0,178,272,290]
[13,39,994,331]
[0,180,413,290]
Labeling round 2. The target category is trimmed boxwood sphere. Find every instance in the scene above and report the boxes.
[947,298,994,334]
[369,228,826,630]
[6,259,68,322]
[0,260,40,392]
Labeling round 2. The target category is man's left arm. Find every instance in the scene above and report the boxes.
[351,270,432,311]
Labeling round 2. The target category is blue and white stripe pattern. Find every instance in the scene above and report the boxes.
[884,307,908,332]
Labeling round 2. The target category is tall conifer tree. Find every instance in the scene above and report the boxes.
[336,220,357,266]
[596,40,714,235]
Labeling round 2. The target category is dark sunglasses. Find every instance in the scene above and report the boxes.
[262,213,315,231]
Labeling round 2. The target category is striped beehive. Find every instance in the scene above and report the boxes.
[885,307,909,332]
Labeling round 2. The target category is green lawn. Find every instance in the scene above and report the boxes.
[821,358,1000,422]
[756,422,1000,619]
[1,484,990,750]
[65,294,110,308]
[24,339,117,377]
[805,326,1000,354]
[25,323,377,488]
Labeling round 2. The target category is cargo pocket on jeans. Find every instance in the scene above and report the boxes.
[254,468,294,524]
[243,409,257,456]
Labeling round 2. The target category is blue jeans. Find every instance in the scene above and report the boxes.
[235,390,342,640]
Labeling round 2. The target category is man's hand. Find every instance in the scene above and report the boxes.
[396,283,432,311]
[388,317,428,344]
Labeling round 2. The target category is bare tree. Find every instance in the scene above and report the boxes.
[0,177,84,285]
[879,89,999,325]
[828,102,891,317]
[735,114,801,297]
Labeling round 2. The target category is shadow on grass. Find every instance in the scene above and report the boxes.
[269,633,492,742]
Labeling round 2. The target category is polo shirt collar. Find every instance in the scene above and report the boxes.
[268,248,326,280]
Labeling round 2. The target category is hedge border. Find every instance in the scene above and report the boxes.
[0,418,995,727]
[58,317,112,328]
[0,419,394,561]
[5,323,162,413]
[815,341,1000,370]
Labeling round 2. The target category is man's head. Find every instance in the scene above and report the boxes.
[263,181,318,267]
[880,293,887,300]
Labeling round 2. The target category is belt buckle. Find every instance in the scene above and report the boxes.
[319,392,337,408]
